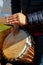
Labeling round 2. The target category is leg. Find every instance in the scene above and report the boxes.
[33,35,43,65]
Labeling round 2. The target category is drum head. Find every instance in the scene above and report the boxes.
[2,30,31,60]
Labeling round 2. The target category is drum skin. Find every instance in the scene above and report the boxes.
[2,30,35,63]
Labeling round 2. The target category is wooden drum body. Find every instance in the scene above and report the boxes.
[2,30,35,63]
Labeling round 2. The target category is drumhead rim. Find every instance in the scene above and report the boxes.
[2,30,34,62]
[16,36,32,60]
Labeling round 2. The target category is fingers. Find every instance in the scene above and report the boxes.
[7,14,19,25]
[12,13,18,18]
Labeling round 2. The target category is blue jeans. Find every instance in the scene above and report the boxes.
[33,35,43,65]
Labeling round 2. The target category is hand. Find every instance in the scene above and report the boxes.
[7,13,27,26]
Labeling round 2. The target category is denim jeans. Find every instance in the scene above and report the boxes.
[33,35,43,65]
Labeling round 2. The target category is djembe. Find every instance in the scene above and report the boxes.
[2,27,35,63]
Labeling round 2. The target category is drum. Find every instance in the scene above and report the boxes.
[2,30,35,63]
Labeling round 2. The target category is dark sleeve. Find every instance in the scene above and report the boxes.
[27,10,43,24]
[21,0,43,25]
[11,0,21,14]
[26,10,43,32]
[25,1,43,32]
[26,0,43,25]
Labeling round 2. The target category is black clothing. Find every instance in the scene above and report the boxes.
[11,0,43,33]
